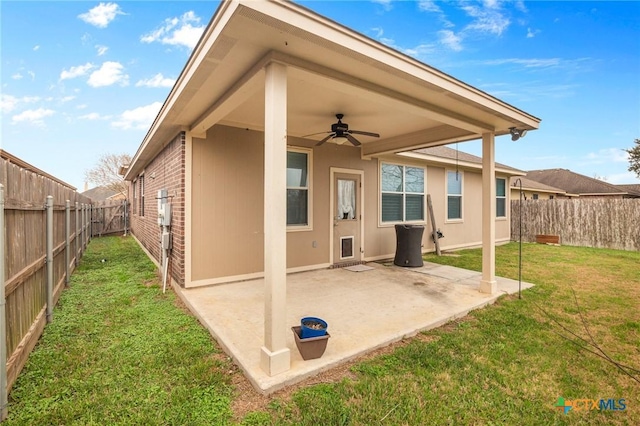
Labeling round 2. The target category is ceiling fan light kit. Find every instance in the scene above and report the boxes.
[306,114,380,147]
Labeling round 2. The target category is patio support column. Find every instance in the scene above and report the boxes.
[260,61,291,376]
[480,132,497,294]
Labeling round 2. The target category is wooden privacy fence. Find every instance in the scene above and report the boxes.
[511,198,640,251]
[91,199,129,237]
[0,151,91,420]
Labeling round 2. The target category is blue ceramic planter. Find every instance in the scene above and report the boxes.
[300,317,328,339]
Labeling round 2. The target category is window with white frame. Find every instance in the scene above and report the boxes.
[381,163,425,223]
[287,149,310,227]
[446,171,462,220]
[139,175,145,217]
[132,179,137,215]
[496,178,506,218]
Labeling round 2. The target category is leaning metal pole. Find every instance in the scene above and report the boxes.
[513,178,523,299]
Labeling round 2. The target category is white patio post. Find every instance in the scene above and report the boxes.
[260,61,291,376]
[480,132,497,294]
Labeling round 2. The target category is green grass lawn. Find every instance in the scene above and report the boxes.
[5,236,235,425]
[5,237,639,425]
[243,243,639,425]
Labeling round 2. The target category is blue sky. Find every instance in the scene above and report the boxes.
[2,1,639,190]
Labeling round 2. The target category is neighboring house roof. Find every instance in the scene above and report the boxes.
[616,184,640,197]
[82,186,121,201]
[403,146,525,176]
[526,169,628,196]
[509,176,569,195]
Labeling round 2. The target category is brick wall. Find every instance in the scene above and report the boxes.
[129,132,186,285]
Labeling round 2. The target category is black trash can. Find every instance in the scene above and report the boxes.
[393,224,425,267]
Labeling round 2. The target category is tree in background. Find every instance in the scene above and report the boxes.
[84,153,131,195]
[626,138,640,179]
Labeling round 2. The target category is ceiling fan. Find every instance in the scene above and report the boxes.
[304,114,380,147]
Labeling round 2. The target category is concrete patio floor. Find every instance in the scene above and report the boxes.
[174,261,533,394]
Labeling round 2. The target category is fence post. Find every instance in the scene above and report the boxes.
[123,199,128,236]
[80,203,85,255]
[0,185,9,420]
[75,201,79,265]
[46,195,54,323]
[85,203,89,247]
[65,200,70,286]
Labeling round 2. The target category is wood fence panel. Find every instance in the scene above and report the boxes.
[91,200,127,237]
[1,151,92,395]
[511,198,640,251]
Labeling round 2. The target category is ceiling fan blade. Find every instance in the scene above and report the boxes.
[349,130,380,138]
[301,131,331,138]
[316,134,335,146]
[346,134,361,146]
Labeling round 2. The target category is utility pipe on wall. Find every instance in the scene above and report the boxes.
[0,185,9,420]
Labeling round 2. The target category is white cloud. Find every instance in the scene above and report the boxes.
[1,95,44,113]
[438,30,463,51]
[88,61,129,87]
[403,43,437,58]
[28,71,36,80]
[418,0,441,13]
[141,11,205,49]
[78,2,124,28]
[135,73,175,88]
[96,45,109,56]
[371,27,385,39]
[22,96,41,103]
[526,28,540,38]
[112,101,162,130]
[11,108,55,126]
[61,96,76,103]
[483,58,562,68]
[60,63,94,81]
[461,2,510,36]
[585,148,629,164]
[33,45,40,51]
[79,112,110,120]
[12,73,23,80]
[372,0,393,11]
[605,172,639,184]
[1,94,19,113]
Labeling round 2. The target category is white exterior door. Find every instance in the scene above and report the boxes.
[332,172,362,265]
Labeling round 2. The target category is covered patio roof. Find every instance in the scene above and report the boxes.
[125,0,539,178]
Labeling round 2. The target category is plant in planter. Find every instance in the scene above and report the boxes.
[291,317,330,360]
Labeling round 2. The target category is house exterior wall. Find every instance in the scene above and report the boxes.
[129,132,186,285]
[510,189,561,200]
[188,124,511,286]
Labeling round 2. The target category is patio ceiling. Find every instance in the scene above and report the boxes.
[126,0,540,179]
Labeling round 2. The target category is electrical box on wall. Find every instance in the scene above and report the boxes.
[160,203,172,226]
[161,231,172,249]
[157,189,168,225]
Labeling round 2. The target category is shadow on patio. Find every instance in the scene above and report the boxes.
[174,262,533,394]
